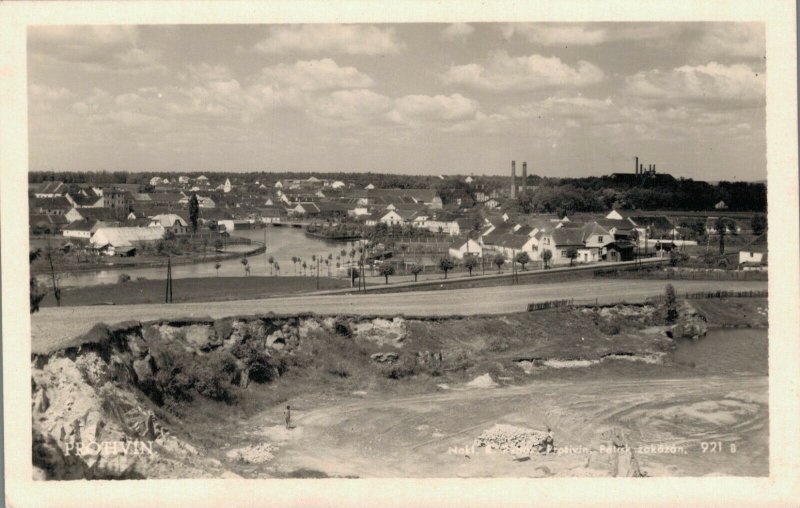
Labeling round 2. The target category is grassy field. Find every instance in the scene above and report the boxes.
[40,276,356,307]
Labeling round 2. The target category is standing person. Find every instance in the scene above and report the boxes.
[544,427,555,454]
[284,405,291,430]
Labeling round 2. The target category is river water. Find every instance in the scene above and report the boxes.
[673,327,768,376]
[55,227,358,288]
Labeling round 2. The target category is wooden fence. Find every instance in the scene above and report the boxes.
[594,268,767,281]
[529,289,768,312]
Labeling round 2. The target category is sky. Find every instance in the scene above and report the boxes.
[27,23,766,181]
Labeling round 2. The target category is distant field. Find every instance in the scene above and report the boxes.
[40,276,355,307]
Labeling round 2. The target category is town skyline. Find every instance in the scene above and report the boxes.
[28,23,766,181]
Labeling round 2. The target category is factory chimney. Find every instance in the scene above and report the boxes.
[522,162,527,191]
[510,160,517,199]
[634,156,639,175]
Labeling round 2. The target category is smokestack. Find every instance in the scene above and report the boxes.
[649,164,654,174]
[634,156,639,175]
[522,162,527,190]
[640,163,644,174]
[510,160,517,199]
[653,164,656,174]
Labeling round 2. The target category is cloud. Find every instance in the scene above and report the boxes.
[503,24,608,46]
[505,96,614,122]
[391,93,479,123]
[29,84,75,102]
[182,63,235,82]
[253,24,404,55]
[625,62,765,105]
[309,89,393,123]
[442,23,475,41]
[500,23,682,47]
[442,51,604,92]
[29,26,165,74]
[691,23,765,61]
[257,59,374,91]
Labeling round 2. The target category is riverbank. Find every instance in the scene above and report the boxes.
[39,275,357,308]
[31,242,265,276]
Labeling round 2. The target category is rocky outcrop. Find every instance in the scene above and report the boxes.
[670,301,708,340]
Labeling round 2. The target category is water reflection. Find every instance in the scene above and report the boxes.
[52,227,358,288]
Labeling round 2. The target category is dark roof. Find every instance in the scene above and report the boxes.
[550,228,585,247]
[74,207,118,222]
[30,196,72,210]
[36,181,67,195]
[148,192,184,205]
[596,218,636,231]
[29,213,68,225]
[493,234,532,249]
[629,215,673,231]
[64,219,101,232]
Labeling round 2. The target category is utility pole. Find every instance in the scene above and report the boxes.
[316,255,320,290]
[165,255,173,303]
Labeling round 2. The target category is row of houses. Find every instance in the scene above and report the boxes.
[445,212,640,266]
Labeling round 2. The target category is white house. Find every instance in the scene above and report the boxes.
[178,176,190,184]
[149,214,189,234]
[223,178,233,193]
[379,210,407,226]
[448,238,483,260]
[62,220,105,240]
[365,183,375,190]
[149,176,163,187]
[738,250,765,265]
[91,226,165,256]
[331,180,346,189]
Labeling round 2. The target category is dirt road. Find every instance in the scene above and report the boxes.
[31,278,766,353]
[234,375,767,477]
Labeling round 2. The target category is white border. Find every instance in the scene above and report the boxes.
[2,1,798,507]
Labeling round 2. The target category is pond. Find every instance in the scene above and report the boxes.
[51,227,360,288]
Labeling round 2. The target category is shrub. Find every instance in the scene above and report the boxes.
[383,354,418,379]
[486,337,510,352]
[598,316,623,335]
[118,273,131,283]
[333,317,353,337]
[665,284,679,323]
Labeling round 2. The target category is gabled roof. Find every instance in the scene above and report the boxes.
[37,181,67,195]
[63,219,102,232]
[550,228,585,247]
[150,214,188,228]
[29,213,68,225]
[580,222,612,241]
[596,218,636,231]
[74,207,119,222]
[493,234,533,249]
[91,226,166,247]
[30,196,72,210]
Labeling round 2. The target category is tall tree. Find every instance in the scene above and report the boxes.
[515,251,530,271]
[188,194,200,233]
[29,248,46,313]
[751,214,767,235]
[410,263,423,282]
[44,244,64,307]
[464,256,478,276]
[565,247,578,267]
[379,264,395,284]
[493,254,505,273]
[714,217,734,254]
[541,249,553,269]
[439,257,454,279]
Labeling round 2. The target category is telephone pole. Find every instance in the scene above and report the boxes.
[165,256,173,303]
